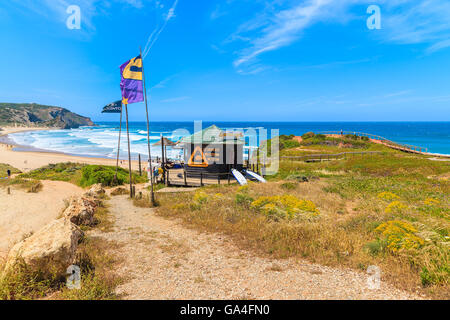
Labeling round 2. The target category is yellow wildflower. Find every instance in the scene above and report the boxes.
[385,201,407,214]
[377,191,400,201]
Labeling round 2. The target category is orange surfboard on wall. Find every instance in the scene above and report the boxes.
[188,146,209,168]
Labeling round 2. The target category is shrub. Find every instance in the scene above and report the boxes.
[80,165,145,187]
[172,203,188,211]
[423,198,440,206]
[377,191,400,201]
[20,163,84,185]
[193,191,208,205]
[235,193,254,207]
[384,201,408,214]
[0,259,58,300]
[280,182,297,190]
[238,185,249,193]
[251,195,319,220]
[375,220,424,252]
[133,193,158,208]
[302,132,315,139]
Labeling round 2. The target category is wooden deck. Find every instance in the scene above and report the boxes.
[165,169,237,187]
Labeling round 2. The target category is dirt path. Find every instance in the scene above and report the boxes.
[95,196,423,300]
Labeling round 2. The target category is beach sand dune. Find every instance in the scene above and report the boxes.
[0,180,83,258]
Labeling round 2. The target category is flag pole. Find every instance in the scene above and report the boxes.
[140,47,155,205]
[124,104,133,198]
[114,107,123,182]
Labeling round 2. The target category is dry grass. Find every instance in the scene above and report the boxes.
[0,199,120,300]
[0,236,122,300]
[110,187,129,196]
[0,178,43,193]
[132,193,159,208]
[54,237,123,300]
[157,168,449,298]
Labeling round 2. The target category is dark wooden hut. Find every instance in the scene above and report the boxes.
[177,125,244,177]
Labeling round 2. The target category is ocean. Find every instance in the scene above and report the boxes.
[6,121,450,160]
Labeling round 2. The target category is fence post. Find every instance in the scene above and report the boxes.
[200,172,203,187]
[138,154,142,176]
[228,173,231,184]
[184,170,187,186]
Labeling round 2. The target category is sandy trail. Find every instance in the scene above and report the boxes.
[0,180,83,258]
[93,195,422,300]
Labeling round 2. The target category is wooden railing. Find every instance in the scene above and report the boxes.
[281,151,383,162]
[315,131,429,153]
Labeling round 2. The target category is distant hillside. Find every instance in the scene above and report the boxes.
[0,103,95,129]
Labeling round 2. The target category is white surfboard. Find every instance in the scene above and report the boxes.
[244,170,267,183]
[231,169,247,186]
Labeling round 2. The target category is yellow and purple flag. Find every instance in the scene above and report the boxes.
[120,55,144,105]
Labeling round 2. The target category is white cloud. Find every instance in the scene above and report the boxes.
[228,0,450,69]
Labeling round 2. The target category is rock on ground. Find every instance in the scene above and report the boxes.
[64,196,97,226]
[85,184,105,198]
[5,218,83,278]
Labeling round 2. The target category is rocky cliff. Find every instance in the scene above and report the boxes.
[0,103,95,129]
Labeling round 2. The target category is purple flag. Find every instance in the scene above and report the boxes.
[120,55,144,104]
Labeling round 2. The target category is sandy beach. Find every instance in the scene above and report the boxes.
[0,126,145,172]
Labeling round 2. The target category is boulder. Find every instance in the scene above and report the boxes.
[63,196,97,226]
[85,183,105,198]
[5,218,83,278]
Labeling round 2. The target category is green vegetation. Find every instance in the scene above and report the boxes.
[157,133,449,298]
[20,163,147,188]
[0,103,94,128]
[0,163,21,178]
[56,237,122,300]
[0,259,60,300]
[21,163,84,185]
[0,177,43,193]
[0,237,121,300]
[80,165,146,187]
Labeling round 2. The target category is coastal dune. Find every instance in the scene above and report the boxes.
[0,180,83,258]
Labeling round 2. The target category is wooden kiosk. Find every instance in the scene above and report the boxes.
[177,125,244,179]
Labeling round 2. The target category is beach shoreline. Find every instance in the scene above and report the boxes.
[1,125,449,173]
[0,126,148,172]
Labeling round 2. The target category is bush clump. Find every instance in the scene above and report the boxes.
[80,165,146,187]
[301,132,315,139]
[384,201,408,214]
[377,191,400,201]
[375,220,424,252]
[20,163,84,185]
[235,193,254,207]
[251,195,320,220]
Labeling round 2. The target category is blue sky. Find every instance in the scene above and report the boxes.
[0,0,449,121]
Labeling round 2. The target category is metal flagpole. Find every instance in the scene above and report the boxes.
[114,107,123,182]
[124,104,133,198]
[140,47,155,205]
